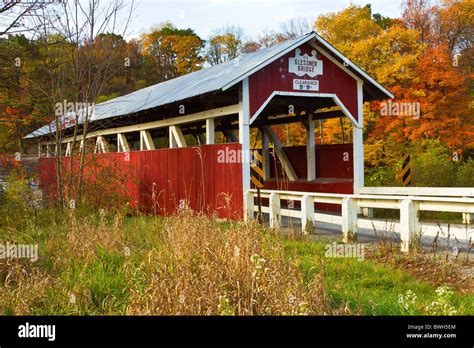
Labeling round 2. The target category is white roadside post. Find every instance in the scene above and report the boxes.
[269,192,281,228]
[243,190,254,223]
[400,199,419,253]
[341,197,358,243]
[301,195,315,235]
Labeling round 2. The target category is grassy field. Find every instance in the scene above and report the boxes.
[0,207,472,315]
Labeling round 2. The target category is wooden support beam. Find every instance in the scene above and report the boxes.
[206,118,215,145]
[262,126,298,181]
[117,133,130,152]
[59,104,240,144]
[239,78,251,191]
[353,81,364,194]
[94,136,109,153]
[140,130,155,151]
[306,115,316,181]
[65,142,72,157]
[169,125,186,148]
[262,131,271,180]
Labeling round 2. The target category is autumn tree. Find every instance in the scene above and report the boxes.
[206,25,243,65]
[141,22,204,83]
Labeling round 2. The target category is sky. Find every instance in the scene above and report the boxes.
[125,0,404,40]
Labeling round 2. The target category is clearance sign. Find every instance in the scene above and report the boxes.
[288,48,323,91]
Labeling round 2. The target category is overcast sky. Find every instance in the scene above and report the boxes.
[126,0,404,40]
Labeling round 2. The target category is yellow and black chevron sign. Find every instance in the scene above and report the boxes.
[251,150,264,189]
[401,154,411,187]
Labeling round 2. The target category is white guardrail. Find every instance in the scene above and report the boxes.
[244,188,474,252]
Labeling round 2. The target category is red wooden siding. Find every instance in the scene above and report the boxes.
[39,144,243,219]
[249,43,358,120]
[268,144,354,180]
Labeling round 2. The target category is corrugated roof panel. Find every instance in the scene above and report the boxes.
[26,33,313,138]
[26,31,393,139]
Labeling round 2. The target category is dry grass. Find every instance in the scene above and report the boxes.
[0,209,329,315]
[127,211,328,315]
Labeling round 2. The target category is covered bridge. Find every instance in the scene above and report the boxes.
[28,31,393,220]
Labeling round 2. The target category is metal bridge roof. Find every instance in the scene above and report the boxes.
[26,32,393,139]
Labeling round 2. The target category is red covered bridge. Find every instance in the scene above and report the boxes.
[29,31,393,220]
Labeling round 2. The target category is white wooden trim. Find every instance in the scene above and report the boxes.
[60,104,240,143]
[206,118,215,145]
[353,80,364,193]
[249,91,336,124]
[306,115,316,181]
[140,130,155,151]
[262,126,298,181]
[332,94,359,127]
[240,78,251,191]
[249,91,359,128]
[169,125,186,148]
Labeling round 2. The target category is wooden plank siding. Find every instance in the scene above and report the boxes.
[39,143,243,220]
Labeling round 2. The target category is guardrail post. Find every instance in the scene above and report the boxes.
[342,197,357,243]
[400,199,419,253]
[269,193,281,228]
[243,191,254,223]
[361,207,373,218]
[462,212,473,224]
[301,195,314,235]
